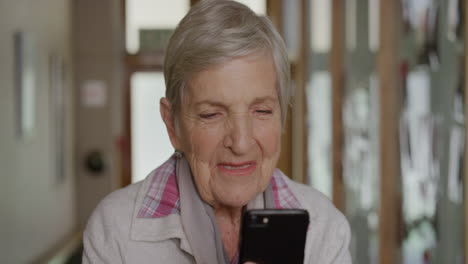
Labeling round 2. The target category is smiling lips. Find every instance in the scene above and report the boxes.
[217,161,257,176]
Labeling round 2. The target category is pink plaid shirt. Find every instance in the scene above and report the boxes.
[137,156,302,263]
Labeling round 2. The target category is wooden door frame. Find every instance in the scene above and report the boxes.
[378,0,400,263]
[122,53,165,187]
[330,0,345,211]
[294,0,309,184]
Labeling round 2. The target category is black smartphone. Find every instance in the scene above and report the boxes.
[238,209,309,264]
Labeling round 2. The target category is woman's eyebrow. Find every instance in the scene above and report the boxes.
[193,96,277,109]
[251,96,277,105]
[193,100,226,108]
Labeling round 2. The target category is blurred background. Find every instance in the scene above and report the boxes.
[0,0,466,263]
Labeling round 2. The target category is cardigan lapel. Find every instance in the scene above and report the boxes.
[128,154,304,263]
[129,159,194,256]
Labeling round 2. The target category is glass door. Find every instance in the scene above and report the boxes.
[130,72,174,183]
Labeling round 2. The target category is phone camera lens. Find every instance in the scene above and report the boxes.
[250,215,257,223]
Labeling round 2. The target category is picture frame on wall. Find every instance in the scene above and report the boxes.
[14,31,37,139]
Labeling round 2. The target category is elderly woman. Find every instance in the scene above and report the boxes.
[83,1,351,263]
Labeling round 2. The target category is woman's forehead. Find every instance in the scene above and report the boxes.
[185,56,277,103]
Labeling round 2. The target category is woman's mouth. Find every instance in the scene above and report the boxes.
[217,161,257,176]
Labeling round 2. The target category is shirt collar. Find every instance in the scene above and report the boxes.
[129,154,303,250]
[129,155,193,254]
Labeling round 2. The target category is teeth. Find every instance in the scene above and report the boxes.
[223,164,250,170]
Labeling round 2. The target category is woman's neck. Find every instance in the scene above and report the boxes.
[214,206,243,261]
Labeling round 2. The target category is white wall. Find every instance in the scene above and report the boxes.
[0,0,76,262]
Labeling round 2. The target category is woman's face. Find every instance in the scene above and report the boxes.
[165,54,282,209]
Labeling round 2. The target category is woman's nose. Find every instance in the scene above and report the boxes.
[223,114,254,154]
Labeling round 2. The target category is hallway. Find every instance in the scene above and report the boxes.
[0,0,466,263]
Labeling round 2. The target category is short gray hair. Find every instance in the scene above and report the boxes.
[164,0,291,126]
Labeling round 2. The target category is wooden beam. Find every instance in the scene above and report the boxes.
[266,0,282,33]
[122,69,132,187]
[290,0,308,184]
[330,0,345,211]
[378,0,400,263]
[125,52,165,71]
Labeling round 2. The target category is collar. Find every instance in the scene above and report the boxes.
[130,155,193,254]
[129,154,303,254]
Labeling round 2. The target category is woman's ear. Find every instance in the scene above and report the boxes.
[160,98,181,150]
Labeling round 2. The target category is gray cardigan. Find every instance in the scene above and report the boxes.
[82,171,351,264]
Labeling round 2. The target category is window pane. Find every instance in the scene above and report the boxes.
[307,72,332,198]
[346,0,357,51]
[282,1,300,61]
[368,0,379,52]
[131,72,174,183]
[126,0,190,53]
[310,0,331,53]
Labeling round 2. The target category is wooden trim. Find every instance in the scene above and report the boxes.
[121,0,126,32]
[330,0,345,211]
[122,68,132,187]
[266,0,282,33]
[121,0,129,187]
[125,52,165,72]
[290,0,308,184]
[378,0,400,263]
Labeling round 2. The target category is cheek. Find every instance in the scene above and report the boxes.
[179,124,225,204]
[181,123,225,161]
[255,121,281,192]
[254,120,282,158]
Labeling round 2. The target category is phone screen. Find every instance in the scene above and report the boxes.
[238,209,309,264]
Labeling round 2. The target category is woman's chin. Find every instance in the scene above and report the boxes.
[212,189,259,210]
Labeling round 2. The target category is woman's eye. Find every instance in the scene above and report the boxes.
[255,109,273,115]
[199,113,218,119]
